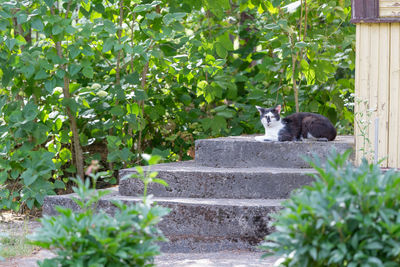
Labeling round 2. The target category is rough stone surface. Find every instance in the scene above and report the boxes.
[43,187,283,252]
[119,161,316,199]
[195,135,354,168]
[0,251,278,267]
[155,251,278,267]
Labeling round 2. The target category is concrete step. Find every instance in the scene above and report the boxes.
[195,135,354,168]
[43,187,283,253]
[119,161,315,199]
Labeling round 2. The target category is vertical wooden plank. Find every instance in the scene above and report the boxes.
[389,23,400,167]
[354,24,361,164]
[396,23,400,168]
[355,23,371,163]
[377,24,390,167]
[369,24,379,163]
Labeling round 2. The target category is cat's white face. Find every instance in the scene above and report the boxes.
[260,111,280,128]
[256,105,282,129]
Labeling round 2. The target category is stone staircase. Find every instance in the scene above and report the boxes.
[43,135,354,253]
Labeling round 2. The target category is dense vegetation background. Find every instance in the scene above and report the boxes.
[0,0,355,211]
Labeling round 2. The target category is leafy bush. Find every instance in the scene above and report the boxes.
[261,150,400,266]
[28,159,169,267]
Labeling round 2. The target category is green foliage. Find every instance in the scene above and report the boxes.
[121,154,168,201]
[261,150,400,266]
[28,169,169,267]
[0,0,355,210]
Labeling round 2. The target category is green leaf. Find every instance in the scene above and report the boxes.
[309,247,317,260]
[52,24,63,35]
[135,89,148,101]
[21,169,37,186]
[148,155,161,165]
[1,68,13,86]
[0,171,7,184]
[31,18,44,31]
[300,59,309,70]
[5,38,16,51]
[133,2,161,12]
[16,12,28,24]
[215,42,228,58]
[44,79,56,93]
[69,45,80,59]
[23,102,39,121]
[26,199,35,210]
[35,193,44,205]
[217,32,234,51]
[365,242,383,250]
[68,64,82,77]
[62,98,78,113]
[44,0,55,7]
[21,65,35,78]
[211,115,227,134]
[125,72,140,85]
[163,12,186,25]
[110,106,125,116]
[102,38,114,53]
[153,178,168,187]
[60,148,72,162]
[295,41,308,48]
[56,69,66,79]
[120,148,133,161]
[65,25,76,34]
[217,110,235,118]
[82,67,94,78]
[34,69,48,80]
[103,19,117,34]
[82,45,94,56]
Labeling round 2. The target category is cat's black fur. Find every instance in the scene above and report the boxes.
[280,112,337,141]
[256,105,337,142]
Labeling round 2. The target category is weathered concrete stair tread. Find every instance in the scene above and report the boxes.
[43,187,282,252]
[119,161,316,199]
[120,161,317,174]
[44,187,284,207]
[195,135,354,168]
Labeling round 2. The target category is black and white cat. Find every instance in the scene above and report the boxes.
[255,105,337,142]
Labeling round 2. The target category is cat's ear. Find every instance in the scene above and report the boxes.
[255,106,264,114]
[275,105,281,114]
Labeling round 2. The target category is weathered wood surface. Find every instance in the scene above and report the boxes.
[388,24,400,167]
[355,23,400,168]
[380,0,400,17]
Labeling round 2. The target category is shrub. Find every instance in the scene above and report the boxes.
[28,158,169,267]
[261,150,400,267]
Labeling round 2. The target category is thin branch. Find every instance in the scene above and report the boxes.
[292,54,299,113]
[65,1,71,19]
[299,0,303,41]
[303,0,308,41]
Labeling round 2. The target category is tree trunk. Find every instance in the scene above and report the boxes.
[55,42,85,180]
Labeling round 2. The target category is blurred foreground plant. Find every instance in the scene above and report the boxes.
[261,150,400,266]
[28,157,169,267]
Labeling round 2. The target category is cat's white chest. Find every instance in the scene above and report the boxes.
[255,120,285,142]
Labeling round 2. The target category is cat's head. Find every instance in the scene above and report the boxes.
[256,105,281,128]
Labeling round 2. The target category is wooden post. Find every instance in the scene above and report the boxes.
[352,0,400,168]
